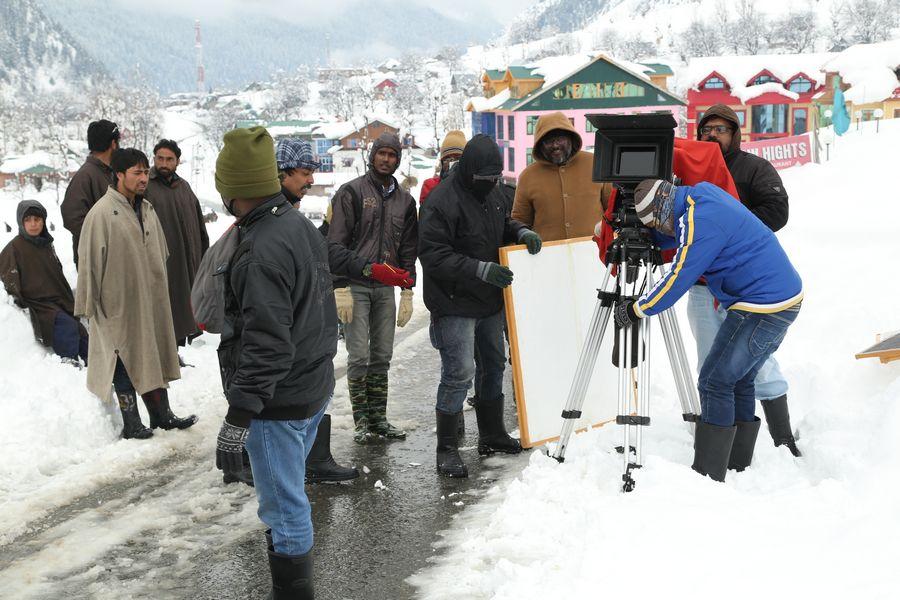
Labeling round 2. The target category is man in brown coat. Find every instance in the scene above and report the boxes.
[75,148,196,440]
[327,133,418,443]
[62,119,120,267]
[512,111,612,242]
[0,200,88,363]
[146,139,210,346]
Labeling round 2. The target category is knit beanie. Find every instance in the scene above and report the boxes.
[368,133,402,168]
[215,127,281,199]
[440,130,466,160]
[634,179,675,228]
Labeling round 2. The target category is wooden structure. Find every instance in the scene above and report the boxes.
[855,331,900,364]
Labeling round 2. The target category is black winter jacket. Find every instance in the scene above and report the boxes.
[219,194,337,427]
[723,150,789,231]
[418,135,527,318]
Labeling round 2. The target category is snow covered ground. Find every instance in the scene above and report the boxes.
[409,120,900,599]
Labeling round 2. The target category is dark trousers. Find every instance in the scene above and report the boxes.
[113,357,135,394]
[698,306,800,426]
[52,311,89,363]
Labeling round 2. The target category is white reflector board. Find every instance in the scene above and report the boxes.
[500,237,619,448]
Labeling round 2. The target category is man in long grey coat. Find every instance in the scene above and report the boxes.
[74,148,197,439]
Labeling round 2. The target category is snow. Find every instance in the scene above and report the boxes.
[311,121,357,140]
[468,89,511,113]
[822,39,900,105]
[409,119,900,599]
[0,152,58,174]
[733,81,800,104]
[676,53,835,95]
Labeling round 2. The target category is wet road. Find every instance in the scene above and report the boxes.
[192,314,529,600]
[1,312,531,600]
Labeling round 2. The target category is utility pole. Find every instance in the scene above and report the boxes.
[195,20,205,95]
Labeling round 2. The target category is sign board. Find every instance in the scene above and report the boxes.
[742,133,813,170]
[500,238,619,448]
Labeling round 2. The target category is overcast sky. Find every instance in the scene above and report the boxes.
[114,0,535,25]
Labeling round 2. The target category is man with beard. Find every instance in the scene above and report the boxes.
[326,133,418,444]
[62,119,120,267]
[146,139,210,350]
[418,134,542,478]
[691,104,799,457]
[512,112,612,242]
[1,200,87,364]
[75,148,197,439]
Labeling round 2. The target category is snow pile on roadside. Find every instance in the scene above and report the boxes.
[410,119,900,599]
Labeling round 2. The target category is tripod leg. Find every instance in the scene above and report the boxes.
[552,264,616,462]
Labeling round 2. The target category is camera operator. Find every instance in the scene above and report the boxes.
[613,179,802,483]
[692,105,800,457]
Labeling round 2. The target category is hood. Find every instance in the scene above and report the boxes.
[532,111,582,163]
[457,134,503,191]
[696,104,742,153]
[16,199,52,246]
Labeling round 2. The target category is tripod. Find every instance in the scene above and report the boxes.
[551,225,701,492]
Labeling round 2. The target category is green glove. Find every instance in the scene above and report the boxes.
[519,230,542,255]
[477,262,514,288]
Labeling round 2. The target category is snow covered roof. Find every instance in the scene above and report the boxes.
[0,152,60,174]
[467,88,511,112]
[732,82,800,104]
[312,122,357,139]
[822,40,900,105]
[677,53,835,94]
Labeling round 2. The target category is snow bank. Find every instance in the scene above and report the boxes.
[823,39,900,105]
[409,118,900,599]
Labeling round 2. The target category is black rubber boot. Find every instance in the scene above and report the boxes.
[267,548,313,600]
[223,449,254,487]
[475,394,522,456]
[691,421,737,482]
[728,417,761,472]
[761,395,802,457]
[457,411,466,439]
[306,414,359,483]
[436,410,468,478]
[141,388,198,430]
[117,391,153,440]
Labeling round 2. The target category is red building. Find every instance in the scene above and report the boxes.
[683,53,835,142]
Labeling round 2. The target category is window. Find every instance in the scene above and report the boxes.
[508,115,515,141]
[496,117,504,140]
[751,104,789,134]
[734,110,747,127]
[508,147,515,172]
[586,119,597,133]
[751,74,777,85]
[526,148,534,166]
[526,116,539,135]
[788,77,813,93]
[792,108,808,134]
[861,109,875,121]
[702,77,726,89]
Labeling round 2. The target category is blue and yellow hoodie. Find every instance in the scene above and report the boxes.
[634,182,802,318]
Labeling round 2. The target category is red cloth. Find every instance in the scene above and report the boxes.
[419,176,440,205]
[595,138,738,264]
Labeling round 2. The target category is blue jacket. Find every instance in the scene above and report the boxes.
[635,182,802,318]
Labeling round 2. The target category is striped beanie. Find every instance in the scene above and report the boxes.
[634,179,675,228]
[440,130,466,160]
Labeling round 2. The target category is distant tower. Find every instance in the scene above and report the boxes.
[195,20,205,95]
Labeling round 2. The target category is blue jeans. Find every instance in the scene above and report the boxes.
[52,311,88,363]
[698,306,800,426]
[430,311,506,415]
[245,403,327,555]
[687,285,788,400]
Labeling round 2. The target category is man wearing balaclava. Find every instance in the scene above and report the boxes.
[613,179,802,483]
[418,134,542,478]
[326,133,419,444]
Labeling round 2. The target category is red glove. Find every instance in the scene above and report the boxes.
[368,263,414,288]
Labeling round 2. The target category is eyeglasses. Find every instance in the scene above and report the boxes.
[700,125,733,135]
